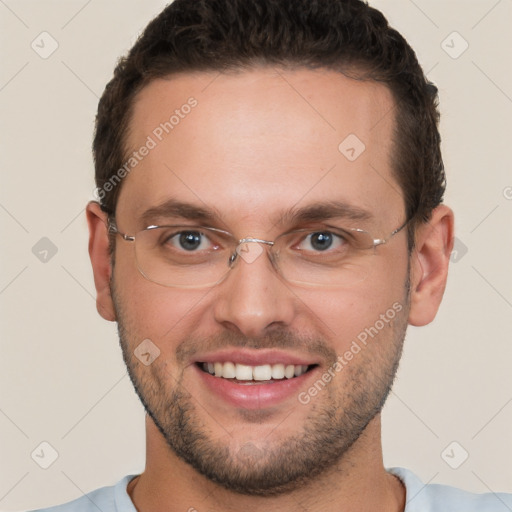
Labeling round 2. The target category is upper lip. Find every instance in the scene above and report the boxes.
[193,348,319,367]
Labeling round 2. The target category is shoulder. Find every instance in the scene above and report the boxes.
[28,475,137,512]
[388,467,512,512]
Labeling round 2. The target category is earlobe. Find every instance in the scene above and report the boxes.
[86,201,117,322]
[408,205,454,327]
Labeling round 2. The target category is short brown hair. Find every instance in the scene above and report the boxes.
[93,0,445,243]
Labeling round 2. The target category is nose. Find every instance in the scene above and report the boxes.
[212,242,297,338]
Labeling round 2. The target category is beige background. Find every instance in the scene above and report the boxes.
[1,0,511,510]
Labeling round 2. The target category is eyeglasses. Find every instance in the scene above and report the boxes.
[108,218,409,288]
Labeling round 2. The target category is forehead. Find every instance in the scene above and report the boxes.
[117,67,402,231]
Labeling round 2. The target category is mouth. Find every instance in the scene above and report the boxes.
[196,361,317,384]
[192,351,321,409]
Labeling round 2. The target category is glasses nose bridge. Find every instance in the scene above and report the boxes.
[229,237,277,270]
[238,236,274,246]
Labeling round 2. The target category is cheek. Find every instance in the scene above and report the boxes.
[112,248,210,347]
[292,252,409,349]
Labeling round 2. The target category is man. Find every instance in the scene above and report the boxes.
[33,0,511,510]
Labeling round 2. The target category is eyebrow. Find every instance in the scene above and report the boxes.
[279,201,374,225]
[140,199,217,227]
[139,198,373,228]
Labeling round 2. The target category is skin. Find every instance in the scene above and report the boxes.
[87,67,454,511]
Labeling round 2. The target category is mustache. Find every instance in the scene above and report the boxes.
[175,328,337,365]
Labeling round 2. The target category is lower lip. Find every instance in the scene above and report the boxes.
[194,364,317,409]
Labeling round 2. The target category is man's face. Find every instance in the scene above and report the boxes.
[110,67,411,494]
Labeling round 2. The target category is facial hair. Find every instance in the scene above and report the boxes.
[112,280,410,496]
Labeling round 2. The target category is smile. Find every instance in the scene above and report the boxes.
[197,361,315,382]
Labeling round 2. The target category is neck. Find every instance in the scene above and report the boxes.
[128,414,405,512]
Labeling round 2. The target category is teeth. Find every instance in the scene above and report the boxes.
[284,364,295,379]
[253,365,272,381]
[223,361,236,379]
[271,363,285,379]
[202,362,310,381]
[294,365,308,377]
[235,364,253,380]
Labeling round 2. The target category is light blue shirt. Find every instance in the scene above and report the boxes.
[31,467,512,511]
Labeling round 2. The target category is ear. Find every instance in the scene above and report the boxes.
[408,205,454,326]
[86,201,116,321]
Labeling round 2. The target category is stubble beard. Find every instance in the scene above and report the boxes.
[112,280,410,496]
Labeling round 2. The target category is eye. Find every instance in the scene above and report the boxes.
[296,231,347,252]
[165,230,214,251]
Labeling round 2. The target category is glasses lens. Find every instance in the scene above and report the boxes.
[274,227,375,287]
[134,226,232,288]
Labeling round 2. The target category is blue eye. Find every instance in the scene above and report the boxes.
[309,232,333,251]
[166,231,212,251]
[178,232,202,250]
[298,231,346,252]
